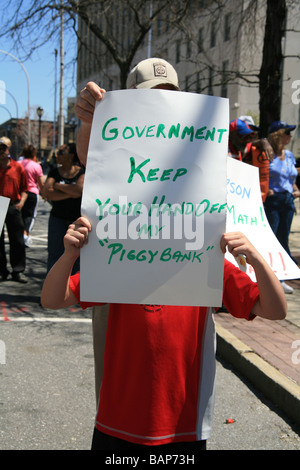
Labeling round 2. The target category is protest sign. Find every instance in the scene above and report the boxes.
[0,196,9,233]
[226,157,300,281]
[81,89,229,306]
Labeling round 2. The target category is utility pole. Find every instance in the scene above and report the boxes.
[53,49,58,154]
[58,0,64,146]
[147,1,153,58]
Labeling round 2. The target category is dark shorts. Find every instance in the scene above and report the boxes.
[91,427,206,452]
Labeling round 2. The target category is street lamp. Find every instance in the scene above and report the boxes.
[37,106,44,161]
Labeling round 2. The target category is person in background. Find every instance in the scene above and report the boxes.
[239,116,275,203]
[228,118,256,161]
[239,115,260,136]
[19,144,45,247]
[43,143,85,274]
[264,120,300,294]
[0,136,17,161]
[0,139,28,283]
[0,136,12,150]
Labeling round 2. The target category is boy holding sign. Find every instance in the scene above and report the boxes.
[41,59,286,451]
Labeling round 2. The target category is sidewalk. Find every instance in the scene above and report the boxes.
[215,207,300,427]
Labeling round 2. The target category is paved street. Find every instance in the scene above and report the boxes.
[1,199,300,450]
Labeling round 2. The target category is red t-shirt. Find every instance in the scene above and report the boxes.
[69,260,259,445]
[0,159,28,201]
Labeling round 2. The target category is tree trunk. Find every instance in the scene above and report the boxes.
[259,0,287,137]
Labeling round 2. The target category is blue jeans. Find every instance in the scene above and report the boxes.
[264,191,295,260]
[47,214,80,274]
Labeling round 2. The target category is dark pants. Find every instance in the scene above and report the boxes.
[22,191,38,233]
[91,427,206,451]
[47,213,80,274]
[0,202,26,275]
[264,191,295,260]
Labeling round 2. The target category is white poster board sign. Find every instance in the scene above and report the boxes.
[226,157,300,281]
[0,196,9,233]
[81,89,229,306]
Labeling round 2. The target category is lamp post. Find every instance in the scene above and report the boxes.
[37,106,44,161]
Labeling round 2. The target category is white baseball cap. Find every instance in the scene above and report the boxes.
[0,139,8,147]
[126,58,179,90]
[238,115,260,132]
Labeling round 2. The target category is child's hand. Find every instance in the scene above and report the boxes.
[75,82,106,124]
[220,232,262,267]
[221,232,287,321]
[64,216,92,258]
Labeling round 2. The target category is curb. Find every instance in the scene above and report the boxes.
[216,323,300,426]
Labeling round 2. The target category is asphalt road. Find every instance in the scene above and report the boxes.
[0,199,299,451]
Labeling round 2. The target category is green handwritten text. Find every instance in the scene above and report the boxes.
[101,117,227,144]
[105,242,210,265]
[127,157,188,184]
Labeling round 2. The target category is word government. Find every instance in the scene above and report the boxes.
[101,116,227,144]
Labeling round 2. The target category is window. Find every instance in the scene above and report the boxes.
[186,38,191,58]
[157,16,162,36]
[176,40,181,63]
[221,60,229,97]
[208,67,214,95]
[224,13,231,41]
[165,11,170,33]
[198,27,204,53]
[196,72,201,93]
[185,75,191,92]
[210,20,217,48]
